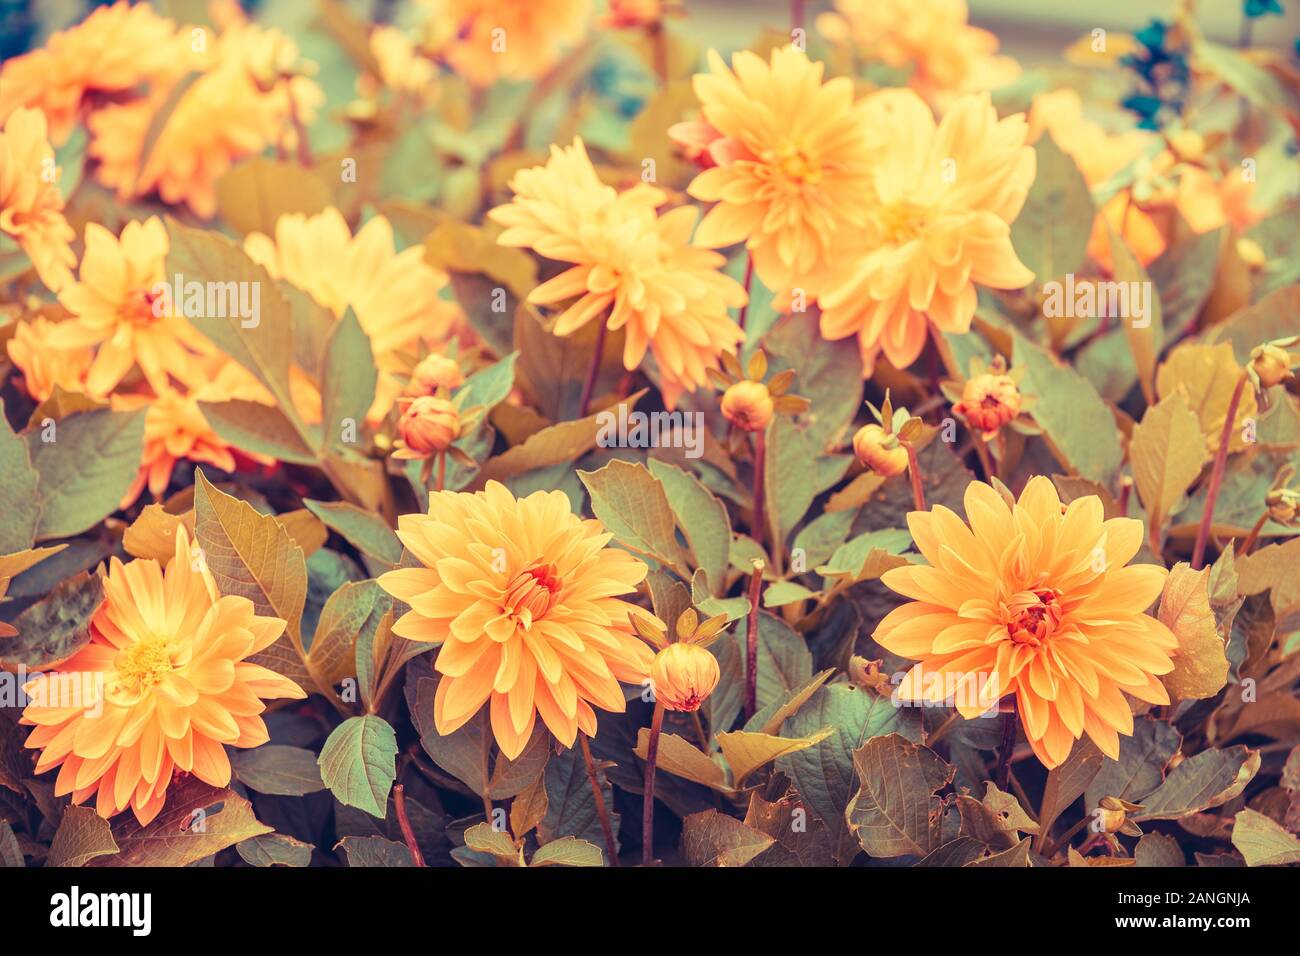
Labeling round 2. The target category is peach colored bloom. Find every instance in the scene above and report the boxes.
[393,396,461,459]
[245,209,459,419]
[0,108,77,293]
[490,138,745,408]
[88,14,322,219]
[21,526,305,825]
[115,390,237,508]
[0,1,180,145]
[875,478,1176,768]
[720,380,774,433]
[650,643,719,713]
[953,371,1021,440]
[685,45,876,294]
[852,423,908,477]
[817,0,1020,107]
[6,316,93,402]
[421,0,592,87]
[406,353,465,397]
[818,90,1035,373]
[48,217,212,398]
[368,26,437,100]
[378,482,653,758]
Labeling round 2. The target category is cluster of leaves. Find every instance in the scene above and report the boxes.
[1,3,1299,869]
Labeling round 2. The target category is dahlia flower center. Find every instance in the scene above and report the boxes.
[504,562,561,627]
[879,200,930,243]
[123,288,162,325]
[1004,586,1064,647]
[767,144,823,185]
[113,635,174,695]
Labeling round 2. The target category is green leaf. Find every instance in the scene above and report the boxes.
[716,727,833,786]
[320,309,376,455]
[1130,394,1208,543]
[307,579,389,687]
[1010,134,1095,285]
[1231,808,1300,866]
[27,408,146,540]
[1038,737,1104,839]
[763,312,862,446]
[731,611,812,714]
[530,836,604,867]
[317,715,399,819]
[764,417,818,555]
[1107,221,1163,404]
[1014,334,1123,484]
[1135,832,1186,867]
[1157,563,1230,701]
[215,156,331,237]
[648,458,731,593]
[47,806,119,867]
[846,734,954,858]
[0,417,39,553]
[199,400,319,465]
[538,746,617,851]
[1133,746,1260,821]
[337,834,415,867]
[577,459,690,576]
[303,499,402,569]
[1086,717,1182,810]
[236,833,313,867]
[230,745,326,796]
[1,571,101,669]
[681,809,775,867]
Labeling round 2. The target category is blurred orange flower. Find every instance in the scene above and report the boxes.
[21,527,305,825]
[818,90,1035,372]
[875,478,1176,768]
[421,0,592,87]
[378,482,653,759]
[0,0,180,145]
[0,108,77,293]
[684,45,875,294]
[6,316,93,402]
[490,138,745,407]
[245,208,460,419]
[115,389,237,508]
[49,217,212,398]
[817,0,1020,107]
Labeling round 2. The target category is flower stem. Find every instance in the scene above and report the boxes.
[752,426,771,565]
[903,440,927,511]
[286,88,313,167]
[393,784,426,867]
[744,560,765,721]
[925,709,962,749]
[737,251,754,331]
[1239,509,1269,556]
[480,732,495,824]
[1192,370,1249,570]
[791,0,805,32]
[579,734,620,867]
[996,699,1017,792]
[577,319,609,419]
[642,700,666,866]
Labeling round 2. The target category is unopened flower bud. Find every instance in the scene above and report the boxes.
[953,372,1022,438]
[650,643,720,712]
[1266,487,1299,526]
[721,379,774,432]
[395,396,460,459]
[852,423,908,477]
[406,353,465,397]
[1251,343,1295,389]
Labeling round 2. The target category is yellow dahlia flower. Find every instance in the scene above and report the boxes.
[489,138,745,408]
[245,208,460,420]
[378,482,654,759]
[0,0,181,145]
[21,527,305,825]
[0,108,77,293]
[6,316,93,402]
[818,90,1035,373]
[420,0,592,87]
[48,217,213,398]
[685,45,876,294]
[113,389,238,508]
[874,478,1176,769]
[817,0,1020,107]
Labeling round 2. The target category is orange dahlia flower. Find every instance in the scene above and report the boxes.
[378,482,654,759]
[684,45,875,294]
[88,15,322,219]
[420,0,592,87]
[114,390,237,508]
[49,217,213,398]
[0,0,180,145]
[818,90,1035,373]
[489,138,745,408]
[245,209,459,419]
[6,316,93,402]
[0,108,77,293]
[817,0,1020,108]
[21,527,305,825]
[874,478,1176,768]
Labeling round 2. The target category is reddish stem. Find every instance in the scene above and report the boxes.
[752,426,769,559]
[579,734,620,867]
[737,252,754,331]
[1239,510,1269,557]
[1192,371,1249,570]
[436,452,446,493]
[642,700,666,866]
[744,560,764,721]
[393,785,426,867]
[996,699,1018,792]
[903,440,926,511]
